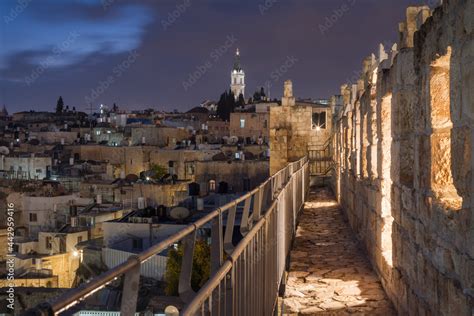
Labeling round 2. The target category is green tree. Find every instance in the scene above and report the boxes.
[216,90,236,121]
[56,96,64,113]
[237,93,246,107]
[165,240,211,296]
[253,90,261,102]
[216,91,227,120]
[150,163,167,180]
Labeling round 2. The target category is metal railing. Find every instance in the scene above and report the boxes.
[27,157,309,316]
[308,139,333,176]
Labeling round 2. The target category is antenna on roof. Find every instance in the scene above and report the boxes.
[86,103,94,133]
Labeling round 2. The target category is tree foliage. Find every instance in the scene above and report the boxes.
[56,96,64,113]
[165,240,211,296]
[252,87,266,103]
[253,91,261,102]
[237,93,246,107]
[216,89,236,121]
[150,163,167,180]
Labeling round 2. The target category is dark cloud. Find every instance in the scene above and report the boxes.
[0,0,433,112]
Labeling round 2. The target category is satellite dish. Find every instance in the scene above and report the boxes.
[0,147,9,155]
[169,207,190,220]
[229,136,239,144]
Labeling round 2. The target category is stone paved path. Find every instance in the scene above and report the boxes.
[282,188,396,315]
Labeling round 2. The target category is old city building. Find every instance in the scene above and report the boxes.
[270,80,333,175]
[1,1,472,314]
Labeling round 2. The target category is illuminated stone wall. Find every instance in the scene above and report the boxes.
[70,145,151,175]
[332,2,473,314]
[270,80,333,175]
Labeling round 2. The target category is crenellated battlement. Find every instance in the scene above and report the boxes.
[331,0,473,314]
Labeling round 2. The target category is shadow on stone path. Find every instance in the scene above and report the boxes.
[282,188,396,315]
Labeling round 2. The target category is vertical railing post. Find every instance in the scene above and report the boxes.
[179,231,197,303]
[240,196,252,236]
[252,188,263,221]
[224,204,237,254]
[211,211,223,273]
[120,255,141,316]
[211,209,224,316]
[225,269,234,315]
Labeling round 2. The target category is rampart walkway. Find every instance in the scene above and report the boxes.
[282,188,396,315]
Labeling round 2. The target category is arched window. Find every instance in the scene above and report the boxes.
[312,111,326,130]
[209,180,216,192]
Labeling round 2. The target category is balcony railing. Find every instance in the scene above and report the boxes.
[26,156,309,316]
[308,138,333,176]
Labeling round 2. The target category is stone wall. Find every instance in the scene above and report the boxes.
[194,160,269,193]
[70,145,152,175]
[149,149,219,180]
[229,112,269,142]
[332,2,473,314]
[130,126,189,147]
[0,277,59,288]
[270,80,332,175]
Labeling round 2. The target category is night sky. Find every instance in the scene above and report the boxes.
[0,0,433,113]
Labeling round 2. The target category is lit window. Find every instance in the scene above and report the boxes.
[312,111,326,130]
[209,180,216,192]
[240,119,245,128]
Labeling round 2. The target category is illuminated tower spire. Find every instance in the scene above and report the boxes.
[230,48,245,100]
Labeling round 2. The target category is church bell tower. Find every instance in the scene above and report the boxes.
[230,48,245,100]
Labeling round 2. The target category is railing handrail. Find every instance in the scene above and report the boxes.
[182,197,278,315]
[182,157,309,315]
[27,156,308,316]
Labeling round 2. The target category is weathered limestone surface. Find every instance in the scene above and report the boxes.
[332,1,474,315]
[283,188,395,315]
[270,80,332,175]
